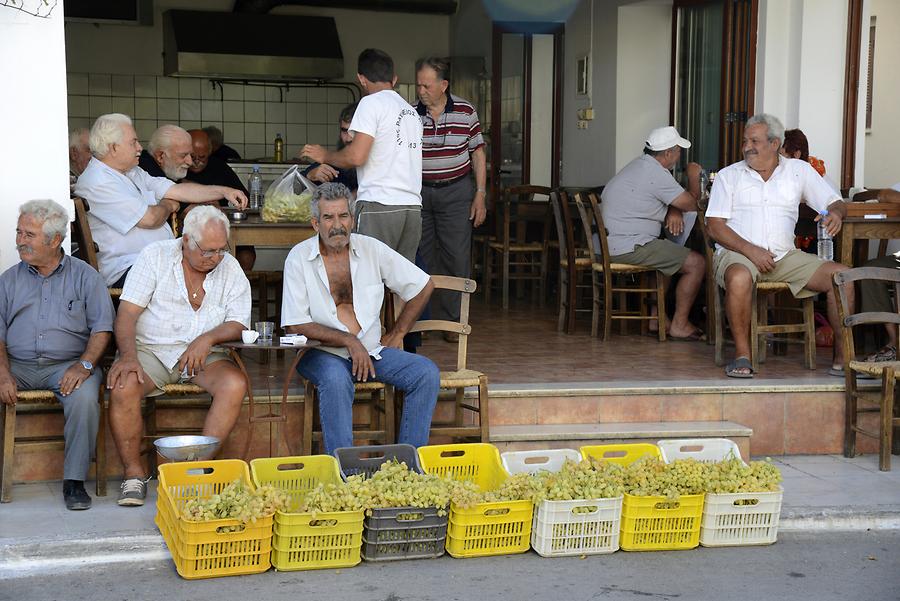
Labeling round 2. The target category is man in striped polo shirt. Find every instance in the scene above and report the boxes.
[415,57,487,340]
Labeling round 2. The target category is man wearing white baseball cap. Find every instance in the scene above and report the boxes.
[601,125,706,341]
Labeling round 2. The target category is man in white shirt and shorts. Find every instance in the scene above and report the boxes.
[706,113,851,378]
[301,49,423,261]
[106,206,251,506]
[282,183,439,455]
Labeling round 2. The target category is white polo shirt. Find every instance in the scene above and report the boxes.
[349,90,423,207]
[282,233,430,358]
[120,238,251,370]
[73,157,175,285]
[706,156,841,261]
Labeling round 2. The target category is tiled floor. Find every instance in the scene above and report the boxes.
[239,297,840,389]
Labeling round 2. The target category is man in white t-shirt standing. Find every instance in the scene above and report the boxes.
[302,48,423,261]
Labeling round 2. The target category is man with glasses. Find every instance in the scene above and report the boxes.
[414,57,486,342]
[106,206,250,506]
[74,114,248,289]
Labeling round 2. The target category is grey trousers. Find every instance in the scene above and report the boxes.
[354,201,422,263]
[418,177,474,321]
[9,358,101,481]
[860,254,900,314]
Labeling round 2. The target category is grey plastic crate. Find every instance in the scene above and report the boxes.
[361,505,449,562]
[335,444,423,479]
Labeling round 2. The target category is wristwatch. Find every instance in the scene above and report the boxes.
[79,359,94,373]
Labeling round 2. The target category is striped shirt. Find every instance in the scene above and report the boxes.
[416,94,485,182]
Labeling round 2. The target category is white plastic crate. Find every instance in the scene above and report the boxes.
[700,488,783,547]
[531,497,623,557]
[501,449,582,475]
[658,438,743,464]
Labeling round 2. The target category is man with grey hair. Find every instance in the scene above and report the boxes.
[282,182,439,455]
[74,113,248,288]
[0,199,115,510]
[69,128,91,183]
[706,113,851,378]
[107,205,250,506]
[137,124,194,182]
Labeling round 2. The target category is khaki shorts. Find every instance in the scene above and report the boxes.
[136,344,233,397]
[610,239,690,276]
[713,248,825,299]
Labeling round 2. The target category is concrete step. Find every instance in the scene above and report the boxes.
[489,420,752,458]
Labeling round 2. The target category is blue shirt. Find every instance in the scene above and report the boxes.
[0,255,115,362]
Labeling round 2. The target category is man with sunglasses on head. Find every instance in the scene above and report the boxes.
[106,206,250,507]
[414,57,486,342]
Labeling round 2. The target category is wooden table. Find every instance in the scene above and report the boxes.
[223,337,319,459]
[228,214,315,252]
[838,216,900,267]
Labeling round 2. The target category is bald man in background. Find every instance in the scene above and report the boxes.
[185,130,248,194]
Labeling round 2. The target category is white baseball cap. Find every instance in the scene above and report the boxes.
[645,126,691,151]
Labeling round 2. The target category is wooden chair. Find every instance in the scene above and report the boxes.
[696,210,718,345]
[403,276,488,442]
[577,191,667,341]
[302,381,394,456]
[142,383,211,475]
[549,189,594,334]
[833,267,900,471]
[1,389,107,502]
[484,185,551,309]
[72,197,123,298]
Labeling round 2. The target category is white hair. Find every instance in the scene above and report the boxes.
[182,206,230,242]
[89,113,133,158]
[19,199,69,242]
[746,113,785,145]
[148,124,190,154]
[68,128,89,150]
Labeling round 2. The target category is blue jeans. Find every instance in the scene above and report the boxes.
[297,348,440,455]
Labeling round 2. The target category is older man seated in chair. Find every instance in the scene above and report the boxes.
[282,182,440,455]
[0,200,114,510]
[107,206,251,506]
[706,113,851,378]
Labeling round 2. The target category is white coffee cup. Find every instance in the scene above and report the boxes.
[241,330,260,344]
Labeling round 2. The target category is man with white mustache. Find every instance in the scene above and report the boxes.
[706,113,851,378]
[74,113,248,289]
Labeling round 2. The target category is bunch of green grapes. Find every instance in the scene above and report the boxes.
[446,472,542,509]
[530,459,626,505]
[622,457,708,499]
[703,457,782,494]
[300,460,479,517]
[181,479,290,524]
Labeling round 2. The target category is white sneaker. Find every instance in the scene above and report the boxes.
[117,477,148,507]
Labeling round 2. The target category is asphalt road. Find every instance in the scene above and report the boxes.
[4,531,900,601]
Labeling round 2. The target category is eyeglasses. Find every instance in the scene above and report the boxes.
[192,241,229,258]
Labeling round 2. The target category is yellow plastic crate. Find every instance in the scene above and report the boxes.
[156,460,274,579]
[417,444,508,490]
[446,500,533,558]
[580,443,662,466]
[271,511,364,570]
[250,455,363,571]
[620,493,704,551]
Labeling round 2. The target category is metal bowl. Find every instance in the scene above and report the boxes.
[154,435,221,462]
[230,210,247,221]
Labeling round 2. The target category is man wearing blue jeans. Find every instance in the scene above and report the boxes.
[282,182,439,454]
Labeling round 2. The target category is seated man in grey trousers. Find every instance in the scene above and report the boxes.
[0,200,115,510]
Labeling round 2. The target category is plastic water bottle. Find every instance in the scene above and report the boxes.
[274,133,284,163]
[817,211,833,261]
[248,166,262,210]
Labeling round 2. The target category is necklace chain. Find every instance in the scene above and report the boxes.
[184,265,204,300]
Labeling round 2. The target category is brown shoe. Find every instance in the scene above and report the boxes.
[443,332,460,343]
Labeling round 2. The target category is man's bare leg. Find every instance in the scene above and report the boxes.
[724,264,754,375]
[804,261,853,368]
[670,250,706,339]
[109,375,158,480]
[192,360,247,440]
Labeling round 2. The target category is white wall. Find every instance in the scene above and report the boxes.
[64,0,449,83]
[615,2,672,172]
[0,2,71,270]
[864,0,900,188]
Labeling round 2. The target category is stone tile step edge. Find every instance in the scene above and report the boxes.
[489,421,753,442]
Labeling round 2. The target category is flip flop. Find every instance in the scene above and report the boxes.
[827,366,844,377]
[726,357,754,378]
[669,329,706,342]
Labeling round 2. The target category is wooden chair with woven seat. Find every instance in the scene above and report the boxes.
[72,197,123,298]
[485,185,551,309]
[1,389,107,502]
[833,267,900,471]
[142,383,212,475]
[577,191,667,341]
[401,275,488,443]
[550,189,594,334]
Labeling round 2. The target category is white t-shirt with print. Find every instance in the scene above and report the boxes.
[349,89,423,207]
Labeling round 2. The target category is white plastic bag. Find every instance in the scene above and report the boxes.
[261,165,318,223]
